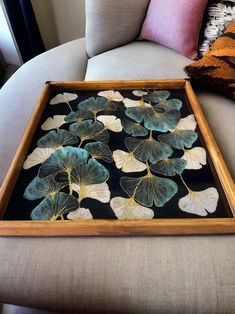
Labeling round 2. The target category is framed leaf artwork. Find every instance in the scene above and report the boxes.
[0,80,234,236]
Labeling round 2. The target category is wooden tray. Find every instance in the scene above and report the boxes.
[0,80,234,236]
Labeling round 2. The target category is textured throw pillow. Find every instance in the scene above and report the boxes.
[185,20,235,99]
[199,0,235,57]
[138,0,208,59]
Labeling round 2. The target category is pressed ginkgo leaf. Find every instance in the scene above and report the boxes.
[37,130,78,149]
[70,158,109,186]
[123,98,151,108]
[72,182,111,203]
[39,146,89,178]
[125,107,180,132]
[143,94,182,111]
[50,93,78,105]
[125,137,173,163]
[113,150,147,173]
[77,96,117,115]
[64,110,93,123]
[24,175,67,200]
[98,90,123,102]
[23,147,55,169]
[122,119,148,137]
[158,130,198,150]
[132,90,148,97]
[120,174,178,207]
[182,147,207,169]
[30,192,78,220]
[110,197,154,220]
[143,90,171,102]
[175,114,197,131]
[84,142,113,163]
[41,115,66,131]
[150,158,186,176]
[69,120,109,143]
[67,207,93,220]
[179,187,219,216]
[97,115,122,132]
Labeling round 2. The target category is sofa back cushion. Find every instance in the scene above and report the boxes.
[85,0,150,57]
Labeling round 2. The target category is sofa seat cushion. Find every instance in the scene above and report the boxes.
[0,38,87,185]
[85,41,191,80]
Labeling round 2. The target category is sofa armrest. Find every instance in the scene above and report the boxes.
[0,38,87,185]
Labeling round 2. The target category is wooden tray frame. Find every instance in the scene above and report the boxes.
[0,80,234,236]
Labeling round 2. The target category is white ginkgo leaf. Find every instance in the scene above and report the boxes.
[72,182,111,203]
[67,207,93,220]
[98,90,123,102]
[132,90,148,97]
[97,115,122,132]
[23,147,55,169]
[110,197,154,220]
[41,115,66,130]
[113,150,147,173]
[175,114,197,131]
[182,147,207,169]
[179,187,219,216]
[123,98,151,108]
[50,93,78,105]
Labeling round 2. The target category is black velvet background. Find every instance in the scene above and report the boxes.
[4,88,231,220]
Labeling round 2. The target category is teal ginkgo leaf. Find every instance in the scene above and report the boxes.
[125,107,180,132]
[125,137,173,163]
[150,158,186,176]
[37,130,78,149]
[39,146,89,178]
[153,99,182,111]
[64,110,93,123]
[110,197,154,220]
[84,142,113,163]
[24,175,67,200]
[122,119,148,137]
[77,96,117,117]
[69,120,109,144]
[143,90,171,102]
[120,174,178,207]
[158,130,198,149]
[30,192,79,220]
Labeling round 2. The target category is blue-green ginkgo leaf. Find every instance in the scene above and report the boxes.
[69,120,109,143]
[39,146,89,178]
[77,96,117,116]
[70,158,109,186]
[158,130,198,149]
[64,110,93,123]
[122,119,148,137]
[24,175,67,200]
[37,130,78,149]
[143,90,171,102]
[120,174,178,207]
[125,107,180,132]
[30,192,78,220]
[84,142,113,163]
[150,158,186,176]
[153,99,182,111]
[125,137,173,163]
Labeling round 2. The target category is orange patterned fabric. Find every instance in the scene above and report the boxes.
[185,20,235,99]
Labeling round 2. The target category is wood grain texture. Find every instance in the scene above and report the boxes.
[0,80,234,236]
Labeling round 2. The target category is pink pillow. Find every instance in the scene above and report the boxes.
[139,0,208,59]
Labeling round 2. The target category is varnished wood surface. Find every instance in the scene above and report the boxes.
[0,80,234,236]
[0,218,235,236]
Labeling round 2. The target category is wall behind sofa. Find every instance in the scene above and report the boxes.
[32,0,85,50]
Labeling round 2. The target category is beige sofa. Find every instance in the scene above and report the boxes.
[0,1,235,313]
